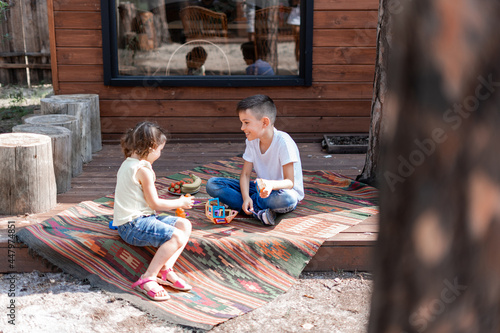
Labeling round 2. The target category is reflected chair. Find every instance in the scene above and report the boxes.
[254,6,280,73]
[180,6,228,42]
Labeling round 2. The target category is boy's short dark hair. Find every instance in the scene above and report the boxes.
[236,94,277,124]
[241,42,256,61]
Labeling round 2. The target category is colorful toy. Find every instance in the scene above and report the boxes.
[175,194,191,218]
[175,208,187,218]
[205,198,238,224]
[255,178,269,197]
[109,220,118,230]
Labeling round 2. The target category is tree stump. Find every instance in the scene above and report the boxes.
[0,133,57,215]
[119,2,137,49]
[12,124,72,194]
[24,114,82,177]
[137,11,156,50]
[38,97,92,163]
[40,94,102,153]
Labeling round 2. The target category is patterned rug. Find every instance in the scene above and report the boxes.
[17,157,378,330]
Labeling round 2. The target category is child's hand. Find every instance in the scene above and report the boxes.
[256,178,272,198]
[242,197,254,215]
[179,194,194,209]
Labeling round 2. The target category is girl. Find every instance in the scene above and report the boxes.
[113,121,194,301]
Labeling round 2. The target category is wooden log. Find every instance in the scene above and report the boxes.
[44,94,102,153]
[0,133,57,215]
[118,2,137,49]
[24,114,82,177]
[12,124,72,194]
[39,97,92,163]
[137,11,156,50]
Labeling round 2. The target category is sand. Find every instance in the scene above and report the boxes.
[0,270,372,333]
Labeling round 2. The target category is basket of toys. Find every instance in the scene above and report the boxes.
[205,198,238,224]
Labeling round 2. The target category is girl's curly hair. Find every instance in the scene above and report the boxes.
[120,121,168,159]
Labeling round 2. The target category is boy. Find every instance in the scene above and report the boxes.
[240,42,274,76]
[206,94,304,225]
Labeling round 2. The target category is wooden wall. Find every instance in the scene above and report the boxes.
[49,0,378,142]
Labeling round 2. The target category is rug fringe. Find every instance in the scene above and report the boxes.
[15,237,62,272]
[28,246,62,272]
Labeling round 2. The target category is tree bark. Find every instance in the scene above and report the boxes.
[369,0,500,332]
[356,0,392,187]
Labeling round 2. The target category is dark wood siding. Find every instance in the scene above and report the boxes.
[49,0,378,142]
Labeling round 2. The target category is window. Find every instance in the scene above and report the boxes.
[101,0,313,87]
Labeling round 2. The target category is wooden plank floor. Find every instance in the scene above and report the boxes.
[0,142,377,273]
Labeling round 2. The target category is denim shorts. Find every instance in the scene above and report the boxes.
[117,214,179,248]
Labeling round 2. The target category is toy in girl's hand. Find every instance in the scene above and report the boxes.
[205,198,238,224]
[175,208,187,218]
[176,194,191,218]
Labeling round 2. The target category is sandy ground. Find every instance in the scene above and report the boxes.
[0,270,372,333]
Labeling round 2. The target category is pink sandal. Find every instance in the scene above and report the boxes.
[132,275,170,301]
[157,268,192,291]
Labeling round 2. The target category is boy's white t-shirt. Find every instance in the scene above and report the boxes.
[242,128,304,201]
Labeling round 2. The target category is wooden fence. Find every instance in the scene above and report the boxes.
[0,0,51,86]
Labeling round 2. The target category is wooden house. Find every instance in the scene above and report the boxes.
[48,0,378,142]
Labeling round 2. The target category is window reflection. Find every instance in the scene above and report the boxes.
[116,0,301,77]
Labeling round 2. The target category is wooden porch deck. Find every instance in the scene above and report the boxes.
[0,141,377,273]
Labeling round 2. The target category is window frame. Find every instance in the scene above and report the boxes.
[100,0,313,87]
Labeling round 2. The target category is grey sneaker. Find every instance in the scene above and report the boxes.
[255,208,276,226]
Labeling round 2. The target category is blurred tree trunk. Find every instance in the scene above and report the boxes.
[356,0,393,187]
[369,0,500,332]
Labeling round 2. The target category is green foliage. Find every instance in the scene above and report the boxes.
[9,90,26,105]
[0,85,54,133]
[1,89,29,121]
[0,105,33,121]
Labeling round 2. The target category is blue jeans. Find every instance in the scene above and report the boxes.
[117,214,179,248]
[206,177,299,214]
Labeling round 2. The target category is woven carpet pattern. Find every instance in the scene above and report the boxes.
[17,157,378,330]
